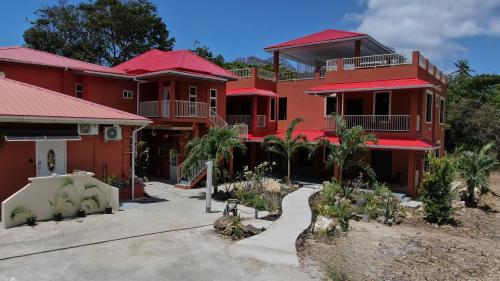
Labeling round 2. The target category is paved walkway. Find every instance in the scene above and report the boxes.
[234,182,321,266]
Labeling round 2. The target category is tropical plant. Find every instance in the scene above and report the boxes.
[135,141,150,178]
[183,126,246,193]
[65,178,101,213]
[333,200,354,232]
[263,118,311,184]
[452,59,474,77]
[318,115,378,184]
[48,189,75,215]
[10,206,35,221]
[456,142,498,206]
[420,153,455,224]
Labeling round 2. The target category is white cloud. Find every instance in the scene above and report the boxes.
[349,0,500,62]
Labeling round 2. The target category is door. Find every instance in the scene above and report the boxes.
[169,149,178,181]
[371,150,392,182]
[36,141,67,177]
[189,86,197,116]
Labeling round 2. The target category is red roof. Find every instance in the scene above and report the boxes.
[113,49,238,80]
[247,130,436,150]
[0,46,126,75]
[265,29,366,50]
[0,77,150,125]
[306,78,435,94]
[227,88,278,98]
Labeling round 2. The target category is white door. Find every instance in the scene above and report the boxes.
[36,141,67,177]
[169,149,178,181]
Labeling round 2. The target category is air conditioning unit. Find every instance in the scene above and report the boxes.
[78,124,98,135]
[104,125,122,142]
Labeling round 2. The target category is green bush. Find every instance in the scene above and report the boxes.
[333,200,354,232]
[420,153,455,224]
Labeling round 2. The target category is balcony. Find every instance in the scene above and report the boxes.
[228,68,276,81]
[139,100,207,119]
[326,115,410,132]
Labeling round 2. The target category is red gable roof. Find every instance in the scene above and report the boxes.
[227,88,278,98]
[265,29,366,50]
[0,77,150,125]
[113,49,238,80]
[306,78,435,94]
[0,46,126,75]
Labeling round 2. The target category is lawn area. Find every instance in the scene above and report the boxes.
[297,171,500,281]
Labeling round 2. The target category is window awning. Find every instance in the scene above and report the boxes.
[305,78,437,95]
[227,87,278,98]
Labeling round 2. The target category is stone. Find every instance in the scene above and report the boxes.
[263,179,281,193]
[453,201,466,209]
[313,215,336,233]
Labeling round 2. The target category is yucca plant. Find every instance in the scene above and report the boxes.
[10,206,36,226]
[456,142,498,207]
[263,118,311,185]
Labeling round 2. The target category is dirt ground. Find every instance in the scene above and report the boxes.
[298,172,500,281]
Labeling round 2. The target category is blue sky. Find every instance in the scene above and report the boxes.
[1,0,499,74]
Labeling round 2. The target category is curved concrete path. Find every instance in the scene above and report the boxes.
[234,182,321,267]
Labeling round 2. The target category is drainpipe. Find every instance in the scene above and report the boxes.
[131,124,147,200]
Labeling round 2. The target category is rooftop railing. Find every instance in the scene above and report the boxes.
[326,52,413,72]
[228,68,252,78]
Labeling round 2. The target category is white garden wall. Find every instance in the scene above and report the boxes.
[1,172,119,228]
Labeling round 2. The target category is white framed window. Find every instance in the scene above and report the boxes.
[75,83,83,98]
[324,95,337,117]
[122,90,133,99]
[209,89,217,115]
[439,97,445,124]
[270,98,276,122]
[425,90,433,123]
[373,91,391,115]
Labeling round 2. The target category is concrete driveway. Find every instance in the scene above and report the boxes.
[0,182,314,281]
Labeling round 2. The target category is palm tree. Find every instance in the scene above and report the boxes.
[318,115,378,183]
[183,126,246,193]
[456,142,498,207]
[262,118,310,184]
[452,59,474,77]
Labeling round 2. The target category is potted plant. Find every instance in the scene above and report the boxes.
[49,186,76,221]
[10,206,36,226]
[66,177,101,217]
[103,187,113,214]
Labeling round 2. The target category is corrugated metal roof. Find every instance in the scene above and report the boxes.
[227,87,278,97]
[264,29,366,50]
[0,77,149,125]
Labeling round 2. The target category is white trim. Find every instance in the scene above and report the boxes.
[425,90,433,124]
[122,90,133,99]
[373,91,391,115]
[209,88,217,115]
[81,70,133,79]
[305,84,439,95]
[75,83,83,98]
[135,70,231,82]
[0,115,150,126]
[324,96,338,117]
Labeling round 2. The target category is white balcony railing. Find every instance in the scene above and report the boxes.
[139,101,159,117]
[279,71,315,81]
[209,109,228,128]
[162,100,170,117]
[257,115,267,128]
[341,52,413,71]
[326,115,410,132]
[228,68,252,78]
[175,100,208,118]
[226,115,252,126]
[257,69,275,81]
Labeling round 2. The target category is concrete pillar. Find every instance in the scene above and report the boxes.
[252,95,258,133]
[170,79,176,119]
[273,51,279,81]
[158,80,163,117]
[410,90,418,137]
[407,151,416,198]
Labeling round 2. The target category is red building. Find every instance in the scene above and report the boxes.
[226,30,447,197]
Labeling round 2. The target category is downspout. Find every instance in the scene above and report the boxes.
[131,124,147,200]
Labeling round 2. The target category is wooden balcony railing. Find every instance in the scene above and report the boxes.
[326,115,410,132]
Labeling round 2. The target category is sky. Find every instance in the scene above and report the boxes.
[0,0,499,74]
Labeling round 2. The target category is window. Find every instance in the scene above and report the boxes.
[270,98,276,121]
[122,90,133,99]
[425,90,433,123]
[209,89,217,115]
[439,97,445,124]
[278,97,287,120]
[75,83,83,98]
[189,86,197,116]
[325,96,337,116]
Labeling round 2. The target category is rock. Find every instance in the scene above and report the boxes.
[263,179,281,193]
[453,201,466,209]
[314,215,336,234]
[243,224,264,236]
[214,216,238,236]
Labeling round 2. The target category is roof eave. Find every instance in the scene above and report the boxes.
[0,115,151,126]
[306,84,439,95]
[134,69,230,82]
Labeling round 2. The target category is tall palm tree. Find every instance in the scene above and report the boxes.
[262,118,310,184]
[456,142,498,206]
[318,115,378,183]
[183,126,246,192]
[452,59,474,77]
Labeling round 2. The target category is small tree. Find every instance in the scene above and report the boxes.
[456,142,498,207]
[420,153,455,224]
[319,115,378,183]
[262,118,310,184]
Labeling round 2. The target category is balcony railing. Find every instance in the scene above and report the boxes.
[256,115,267,128]
[227,115,252,126]
[139,101,159,117]
[257,69,275,81]
[326,115,410,132]
[162,100,170,117]
[333,52,413,71]
[228,68,252,78]
[175,100,208,118]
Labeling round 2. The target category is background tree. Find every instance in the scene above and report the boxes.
[452,59,474,77]
[318,115,377,183]
[24,0,175,66]
[190,40,225,66]
[183,127,246,194]
[262,118,310,184]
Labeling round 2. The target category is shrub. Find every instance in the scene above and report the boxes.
[420,153,455,224]
[333,200,354,232]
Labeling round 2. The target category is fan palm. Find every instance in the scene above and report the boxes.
[318,115,378,183]
[456,142,498,206]
[262,117,310,184]
[183,126,246,192]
